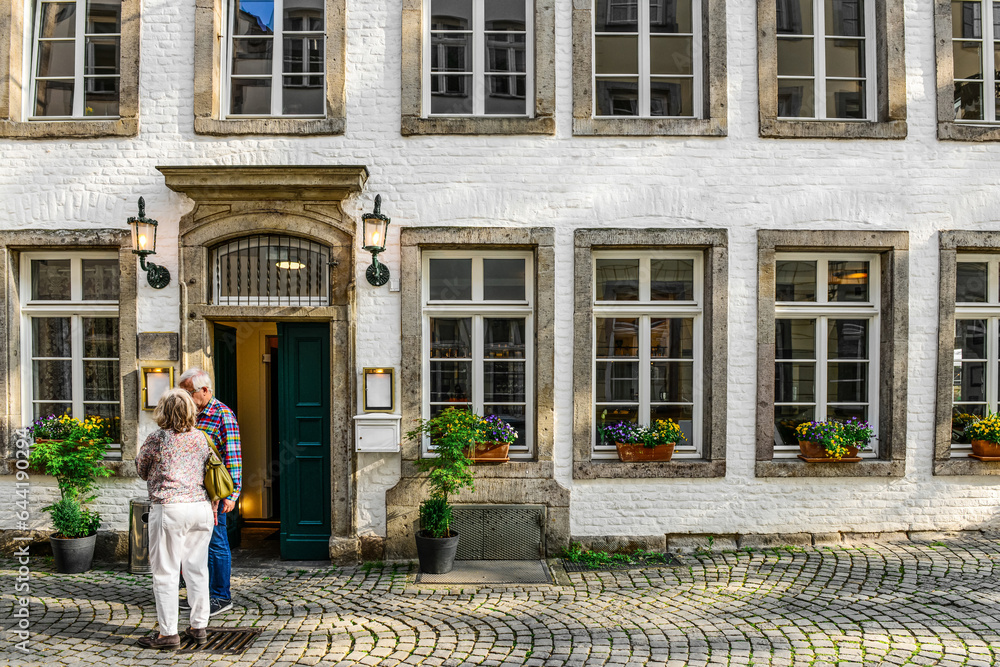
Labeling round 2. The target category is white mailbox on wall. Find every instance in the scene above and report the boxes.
[354,414,402,453]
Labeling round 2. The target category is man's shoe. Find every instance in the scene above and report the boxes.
[137,633,180,650]
[209,598,233,616]
[185,626,209,646]
[178,597,190,610]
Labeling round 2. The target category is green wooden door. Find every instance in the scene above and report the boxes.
[278,322,331,560]
[212,323,241,549]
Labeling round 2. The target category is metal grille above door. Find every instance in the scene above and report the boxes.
[212,235,330,306]
[452,505,545,560]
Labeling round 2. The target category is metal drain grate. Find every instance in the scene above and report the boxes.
[177,627,262,654]
[561,553,683,572]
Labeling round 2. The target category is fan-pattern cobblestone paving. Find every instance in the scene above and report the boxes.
[5,537,1000,666]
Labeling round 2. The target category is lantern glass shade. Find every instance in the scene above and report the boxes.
[130,218,158,255]
[362,216,388,252]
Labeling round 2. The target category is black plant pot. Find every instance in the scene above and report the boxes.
[414,530,459,574]
[50,533,97,574]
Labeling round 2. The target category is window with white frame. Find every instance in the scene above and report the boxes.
[422,251,534,457]
[776,0,875,120]
[952,1,1000,122]
[772,253,879,457]
[426,0,532,116]
[591,252,703,458]
[20,252,121,442]
[211,234,331,306]
[224,0,325,117]
[29,0,122,118]
[593,0,702,118]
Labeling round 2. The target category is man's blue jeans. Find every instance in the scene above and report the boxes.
[208,504,232,601]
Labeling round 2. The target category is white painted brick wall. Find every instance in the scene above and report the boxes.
[4,0,1000,538]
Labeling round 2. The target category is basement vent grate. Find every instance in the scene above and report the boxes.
[177,627,262,654]
[451,505,545,560]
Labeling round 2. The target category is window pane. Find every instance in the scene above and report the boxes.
[957,262,988,302]
[775,405,815,446]
[84,317,119,358]
[776,319,816,359]
[595,78,639,115]
[486,34,526,72]
[956,319,987,360]
[484,0,525,30]
[826,79,865,119]
[85,402,121,441]
[428,258,472,300]
[776,0,812,34]
[431,32,471,71]
[282,76,324,114]
[953,403,986,443]
[826,38,864,77]
[235,0,275,35]
[596,405,639,447]
[85,36,119,74]
[651,0,692,33]
[32,318,72,358]
[650,318,694,359]
[35,80,74,116]
[484,362,526,402]
[483,259,526,300]
[84,77,119,116]
[431,0,472,29]
[954,361,987,402]
[485,75,527,114]
[953,1,983,39]
[650,259,693,300]
[651,361,693,402]
[233,38,273,74]
[650,404,693,442]
[954,41,984,79]
[828,319,868,360]
[777,79,815,117]
[84,360,119,401]
[35,403,72,421]
[825,0,864,36]
[87,0,121,33]
[31,259,71,300]
[37,40,76,77]
[485,318,526,358]
[430,317,472,358]
[82,259,119,299]
[596,318,639,357]
[828,404,867,423]
[230,78,272,114]
[595,259,639,300]
[775,361,816,402]
[33,360,72,401]
[595,36,639,74]
[595,361,639,402]
[429,360,471,401]
[39,3,77,38]
[483,404,526,446]
[776,260,816,301]
[650,78,693,116]
[777,38,814,76]
[283,36,323,73]
[828,260,869,301]
[955,81,984,119]
[650,36,692,75]
[595,0,639,32]
[827,362,868,403]
[431,74,473,113]
[283,0,323,30]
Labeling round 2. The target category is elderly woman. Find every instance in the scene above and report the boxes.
[136,388,217,650]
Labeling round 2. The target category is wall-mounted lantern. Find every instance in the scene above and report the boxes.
[361,194,390,286]
[128,197,171,289]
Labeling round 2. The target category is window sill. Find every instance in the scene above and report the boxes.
[573,459,725,479]
[759,117,907,140]
[934,458,1000,476]
[572,117,727,137]
[0,118,138,139]
[402,459,553,479]
[401,115,554,136]
[756,459,904,478]
[1,458,138,477]
[194,116,345,136]
[938,121,1000,142]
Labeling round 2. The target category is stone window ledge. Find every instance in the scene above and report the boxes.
[402,460,553,479]
[572,117,727,137]
[934,459,1000,476]
[401,116,554,136]
[756,460,905,478]
[574,460,725,480]
[938,123,1000,142]
[2,458,137,477]
[760,119,907,140]
[194,117,345,137]
[0,119,138,139]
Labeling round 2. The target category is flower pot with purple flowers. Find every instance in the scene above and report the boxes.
[601,419,685,463]
[793,418,874,462]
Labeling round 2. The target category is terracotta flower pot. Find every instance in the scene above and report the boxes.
[797,440,859,461]
[615,441,676,462]
[970,439,1000,458]
[463,441,510,463]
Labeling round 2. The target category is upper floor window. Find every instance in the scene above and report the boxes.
[224,0,326,117]
[425,0,532,117]
[212,235,331,306]
[776,0,875,120]
[952,1,1000,123]
[29,0,122,119]
[593,0,701,118]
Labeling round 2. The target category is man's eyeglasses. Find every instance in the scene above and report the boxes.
[185,387,203,396]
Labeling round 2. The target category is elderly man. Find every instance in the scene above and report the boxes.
[178,368,241,616]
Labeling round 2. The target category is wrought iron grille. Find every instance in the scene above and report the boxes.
[212,235,330,306]
[452,505,545,560]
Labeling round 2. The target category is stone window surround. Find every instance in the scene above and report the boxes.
[193,0,346,136]
[934,231,1000,475]
[571,0,728,137]
[933,1,1000,141]
[573,228,728,479]
[0,229,138,462]
[755,230,909,478]
[400,0,555,136]
[756,0,907,139]
[0,0,140,138]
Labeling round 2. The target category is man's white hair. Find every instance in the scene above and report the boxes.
[179,367,212,391]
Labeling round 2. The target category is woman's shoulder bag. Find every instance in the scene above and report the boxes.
[202,431,235,501]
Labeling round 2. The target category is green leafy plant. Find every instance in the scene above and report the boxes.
[48,497,101,539]
[560,541,674,569]
[418,496,453,540]
[794,418,875,459]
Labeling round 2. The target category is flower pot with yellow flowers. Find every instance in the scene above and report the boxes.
[962,413,1000,460]
[602,419,686,462]
[794,418,875,462]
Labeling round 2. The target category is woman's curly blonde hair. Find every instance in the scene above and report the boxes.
[153,388,198,432]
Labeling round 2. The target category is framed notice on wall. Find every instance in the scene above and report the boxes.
[362,367,394,412]
[141,366,174,410]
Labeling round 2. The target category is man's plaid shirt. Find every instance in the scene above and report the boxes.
[196,397,242,501]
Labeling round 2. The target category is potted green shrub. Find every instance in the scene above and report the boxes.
[962,413,1000,459]
[406,407,478,574]
[465,414,517,463]
[29,415,114,573]
[602,419,685,462]
[794,418,875,461]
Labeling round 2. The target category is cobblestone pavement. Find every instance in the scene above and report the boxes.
[5,537,1000,666]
